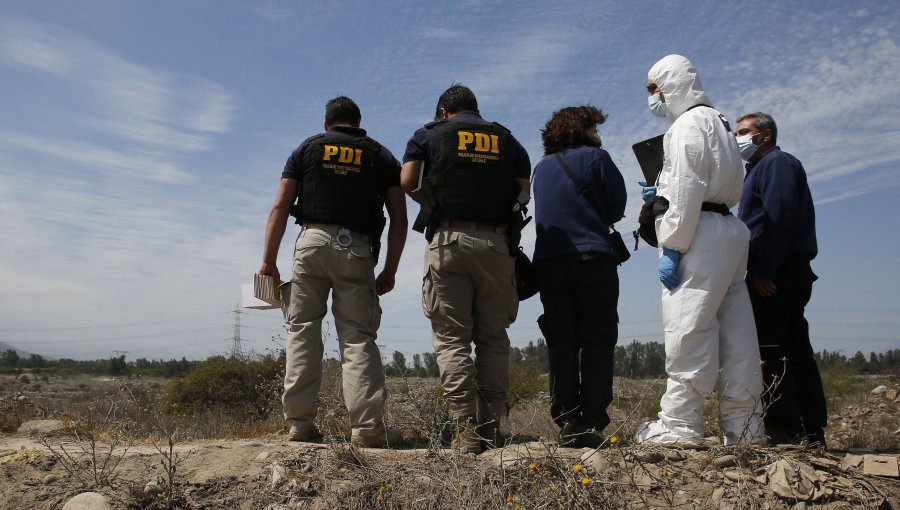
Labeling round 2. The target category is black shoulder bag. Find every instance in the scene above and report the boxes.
[553,153,630,265]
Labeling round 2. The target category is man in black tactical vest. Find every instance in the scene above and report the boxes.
[259,96,408,448]
[401,84,531,454]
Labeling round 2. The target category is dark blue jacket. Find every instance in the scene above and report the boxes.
[533,146,626,262]
[738,146,817,279]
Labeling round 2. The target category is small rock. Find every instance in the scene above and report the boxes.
[701,471,719,482]
[792,503,808,510]
[632,451,664,463]
[712,487,725,501]
[255,451,271,462]
[663,450,688,461]
[43,474,58,485]
[144,481,164,496]
[579,450,607,472]
[17,395,27,401]
[871,385,888,395]
[62,492,112,510]
[886,388,898,401]
[271,462,292,489]
[17,420,67,436]
[713,455,740,469]
[723,470,752,482]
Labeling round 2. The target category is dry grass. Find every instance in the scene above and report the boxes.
[5,363,899,509]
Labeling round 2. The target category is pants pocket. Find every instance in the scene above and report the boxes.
[279,281,292,322]
[421,266,436,319]
[370,288,382,332]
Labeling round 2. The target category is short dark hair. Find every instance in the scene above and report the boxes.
[435,83,479,120]
[540,105,607,155]
[325,96,361,126]
[737,112,777,144]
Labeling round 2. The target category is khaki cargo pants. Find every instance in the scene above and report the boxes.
[280,225,387,439]
[422,227,518,424]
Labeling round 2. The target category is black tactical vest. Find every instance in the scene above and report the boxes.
[295,134,384,235]
[423,120,516,225]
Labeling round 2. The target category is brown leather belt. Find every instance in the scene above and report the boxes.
[437,219,508,234]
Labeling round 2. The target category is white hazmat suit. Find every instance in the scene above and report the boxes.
[635,55,764,447]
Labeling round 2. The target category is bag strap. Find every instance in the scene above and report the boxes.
[552,153,616,231]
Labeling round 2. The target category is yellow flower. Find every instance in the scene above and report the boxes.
[506,495,513,504]
[581,477,590,486]
[379,485,385,492]
[515,505,521,510]
[529,462,537,471]
[376,495,383,502]
[385,483,392,490]
[573,464,583,473]
[609,436,617,444]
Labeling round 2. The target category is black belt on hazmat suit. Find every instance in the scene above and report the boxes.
[700,202,731,215]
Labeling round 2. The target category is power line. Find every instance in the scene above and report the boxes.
[808,307,900,314]
[0,312,227,332]
[0,326,226,344]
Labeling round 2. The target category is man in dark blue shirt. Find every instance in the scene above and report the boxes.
[401,84,531,454]
[260,96,408,448]
[736,111,826,445]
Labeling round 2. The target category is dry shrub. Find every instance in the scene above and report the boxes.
[160,354,282,420]
[0,394,46,432]
[154,354,284,438]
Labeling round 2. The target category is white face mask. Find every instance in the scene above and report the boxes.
[736,134,758,160]
[648,92,667,117]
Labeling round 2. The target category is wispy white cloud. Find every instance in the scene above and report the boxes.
[1,133,192,183]
[0,16,242,358]
[0,17,235,175]
[720,11,900,204]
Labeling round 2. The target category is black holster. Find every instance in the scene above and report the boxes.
[371,216,387,264]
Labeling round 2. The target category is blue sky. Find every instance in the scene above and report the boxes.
[1,1,898,361]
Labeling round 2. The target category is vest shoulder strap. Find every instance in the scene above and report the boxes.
[491,121,511,134]
[302,133,325,145]
[359,135,382,153]
[424,119,448,130]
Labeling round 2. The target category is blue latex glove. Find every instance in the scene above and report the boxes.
[638,180,657,202]
[658,247,681,290]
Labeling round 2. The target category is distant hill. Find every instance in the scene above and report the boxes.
[0,342,36,359]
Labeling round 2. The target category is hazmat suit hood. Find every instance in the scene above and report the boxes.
[648,55,711,123]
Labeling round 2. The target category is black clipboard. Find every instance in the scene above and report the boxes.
[631,134,665,186]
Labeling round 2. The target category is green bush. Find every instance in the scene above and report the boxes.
[160,355,283,420]
[508,362,547,406]
[819,363,864,398]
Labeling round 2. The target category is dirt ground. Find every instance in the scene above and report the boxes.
[1,374,898,509]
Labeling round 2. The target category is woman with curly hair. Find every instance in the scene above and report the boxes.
[532,105,626,447]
